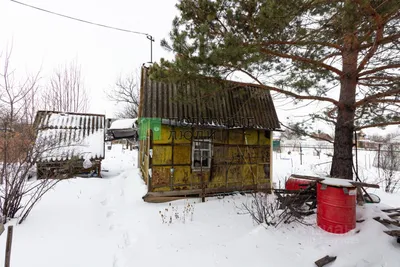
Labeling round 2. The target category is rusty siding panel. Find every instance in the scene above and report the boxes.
[152,166,170,187]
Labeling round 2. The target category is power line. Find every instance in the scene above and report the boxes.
[11,0,151,37]
[10,0,155,62]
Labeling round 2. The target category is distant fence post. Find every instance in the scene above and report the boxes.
[300,143,303,165]
[4,225,13,267]
[378,144,381,170]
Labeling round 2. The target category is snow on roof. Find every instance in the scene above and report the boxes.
[109,118,138,130]
[35,111,105,162]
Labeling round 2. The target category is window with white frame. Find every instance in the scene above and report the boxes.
[192,139,212,169]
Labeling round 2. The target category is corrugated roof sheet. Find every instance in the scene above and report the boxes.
[34,111,105,162]
[140,67,280,130]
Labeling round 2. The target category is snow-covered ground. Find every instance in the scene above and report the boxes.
[0,144,399,267]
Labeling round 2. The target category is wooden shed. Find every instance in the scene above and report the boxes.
[138,67,280,202]
[34,111,106,179]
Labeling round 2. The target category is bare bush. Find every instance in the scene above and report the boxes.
[239,193,280,226]
[0,50,79,224]
[375,144,400,193]
[239,188,316,227]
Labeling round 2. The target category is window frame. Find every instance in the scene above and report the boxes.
[191,138,212,170]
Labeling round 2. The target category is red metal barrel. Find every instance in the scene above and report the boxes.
[317,180,357,234]
[285,177,313,190]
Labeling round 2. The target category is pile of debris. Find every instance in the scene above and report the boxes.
[374,207,400,243]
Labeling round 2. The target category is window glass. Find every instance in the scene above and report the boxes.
[192,139,211,169]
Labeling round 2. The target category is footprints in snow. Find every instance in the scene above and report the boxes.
[100,198,108,206]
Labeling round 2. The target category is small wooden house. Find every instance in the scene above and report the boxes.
[138,67,280,202]
[34,111,106,179]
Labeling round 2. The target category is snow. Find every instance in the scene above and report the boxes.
[37,128,105,161]
[36,112,105,162]
[0,145,399,267]
[109,119,138,130]
[320,177,354,187]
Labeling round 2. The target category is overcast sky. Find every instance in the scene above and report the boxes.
[1,0,397,136]
[0,0,177,117]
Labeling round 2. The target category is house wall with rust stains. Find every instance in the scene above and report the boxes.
[141,124,272,195]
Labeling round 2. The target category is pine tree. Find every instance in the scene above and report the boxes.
[150,0,400,179]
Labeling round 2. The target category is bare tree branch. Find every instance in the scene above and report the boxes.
[106,72,140,118]
[42,59,89,113]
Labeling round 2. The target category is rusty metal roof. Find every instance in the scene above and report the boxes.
[139,67,280,130]
[34,111,105,162]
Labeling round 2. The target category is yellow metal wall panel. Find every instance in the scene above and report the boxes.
[242,146,258,164]
[209,165,226,188]
[228,129,244,144]
[212,146,228,165]
[146,128,273,195]
[174,127,192,144]
[189,171,208,190]
[259,130,271,145]
[153,125,173,144]
[257,163,270,180]
[193,129,212,139]
[244,130,258,145]
[259,146,271,164]
[190,171,201,185]
[172,166,191,186]
[153,186,170,192]
[226,165,242,186]
[211,129,228,144]
[173,145,191,165]
[242,164,258,185]
[152,146,172,165]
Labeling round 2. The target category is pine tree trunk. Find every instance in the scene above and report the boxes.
[330,106,355,179]
[330,28,358,179]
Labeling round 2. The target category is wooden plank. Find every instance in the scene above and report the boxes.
[290,174,380,189]
[144,184,270,199]
[290,174,324,181]
[373,217,400,227]
[142,195,193,203]
[315,255,337,267]
[382,208,400,213]
[384,230,400,237]
[4,225,13,267]
[350,181,380,189]
[388,212,400,219]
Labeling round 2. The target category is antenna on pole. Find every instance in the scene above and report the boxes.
[146,35,155,63]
